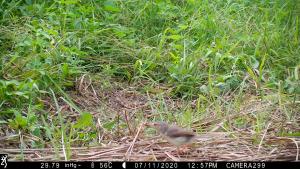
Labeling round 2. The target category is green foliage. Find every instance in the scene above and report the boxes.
[0,79,41,107]
[2,0,299,99]
[103,120,116,131]
[284,65,300,94]
[8,110,41,137]
[74,112,93,129]
[0,0,299,151]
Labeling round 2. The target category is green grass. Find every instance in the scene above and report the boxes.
[0,0,299,160]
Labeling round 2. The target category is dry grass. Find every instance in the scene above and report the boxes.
[1,78,299,161]
[1,132,299,161]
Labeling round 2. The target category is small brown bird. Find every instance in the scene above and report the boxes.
[152,122,196,153]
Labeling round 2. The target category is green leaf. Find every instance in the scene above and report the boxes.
[103,120,115,131]
[182,109,193,125]
[167,35,182,40]
[62,63,69,78]
[295,65,299,80]
[9,112,28,129]
[0,120,7,124]
[13,91,29,99]
[59,0,79,5]
[32,127,41,137]
[281,132,300,137]
[27,112,37,124]
[16,114,27,128]
[104,0,120,12]
[74,112,93,129]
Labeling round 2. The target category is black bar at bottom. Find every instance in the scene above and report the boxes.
[5,162,123,169]
[2,161,299,169]
[127,161,299,169]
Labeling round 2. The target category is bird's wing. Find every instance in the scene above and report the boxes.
[166,127,195,138]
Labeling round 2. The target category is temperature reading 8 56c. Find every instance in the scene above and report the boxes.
[99,162,112,168]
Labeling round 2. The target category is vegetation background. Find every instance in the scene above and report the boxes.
[0,0,299,161]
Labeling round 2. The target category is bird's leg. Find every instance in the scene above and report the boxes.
[177,145,190,155]
[176,146,181,158]
[178,146,186,154]
[181,145,189,153]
